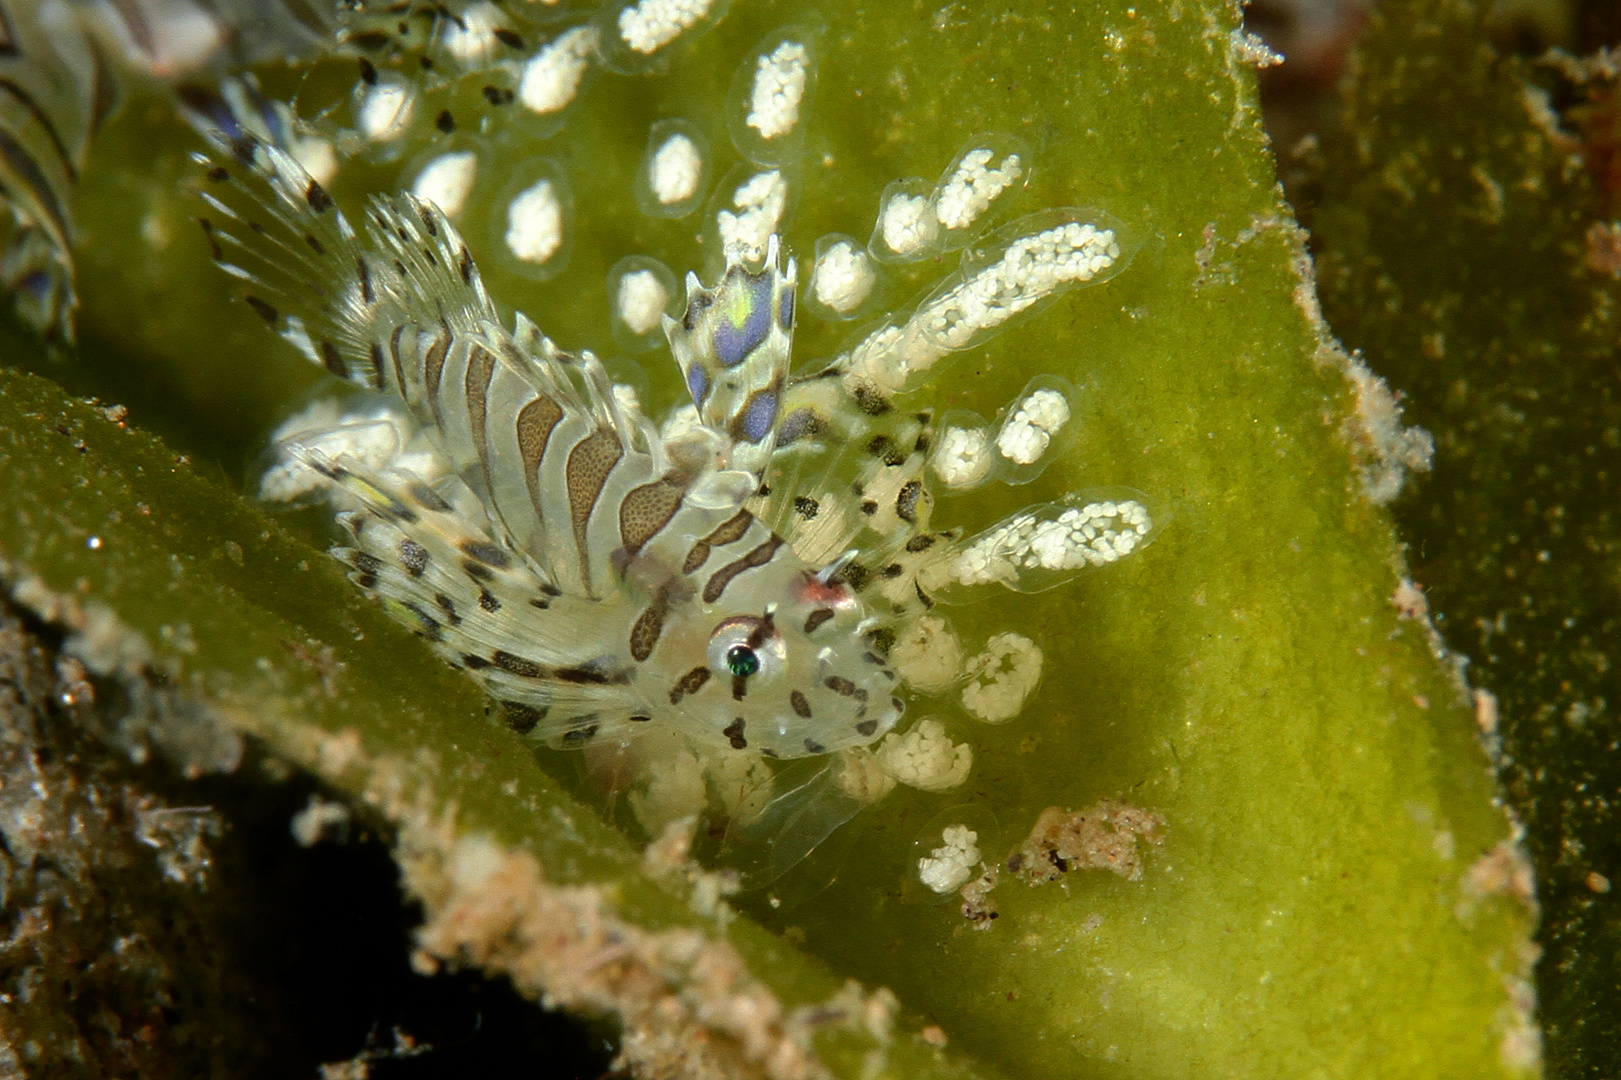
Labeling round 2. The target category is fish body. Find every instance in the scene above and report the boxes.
[197,131,903,760]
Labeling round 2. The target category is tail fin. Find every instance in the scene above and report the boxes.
[183,82,498,390]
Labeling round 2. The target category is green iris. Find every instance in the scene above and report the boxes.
[725,644,760,678]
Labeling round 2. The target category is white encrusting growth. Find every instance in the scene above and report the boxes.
[356,80,415,143]
[889,614,962,694]
[411,150,477,218]
[617,0,714,54]
[996,387,1071,466]
[716,169,787,263]
[506,178,563,264]
[651,132,703,207]
[960,632,1043,724]
[919,218,1121,352]
[950,499,1154,590]
[935,147,1024,231]
[616,268,669,335]
[809,238,875,315]
[932,422,996,489]
[844,212,1126,393]
[746,40,809,140]
[918,825,981,894]
[518,26,598,114]
[879,190,938,259]
[878,720,972,792]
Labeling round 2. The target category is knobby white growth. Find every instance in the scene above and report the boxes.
[411,150,477,218]
[879,191,937,258]
[809,239,875,314]
[746,40,809,140]
[878,719,972,792]
[616,268,669,335]
[440,2,503,64]
[918,824,981,894]
[259,399,428,503]
[838,747,898,803]
[960,632,1043,724]
[951,499,1152,587]
[651,131,703,206]
[844,217,1122,393]
[931,422,995,489]
[996,387,1071,465]
[935,147,1023,231]
[506,178,563,263]
[617,0,713,54]
[357,81,415,142]
[920,220,1120,352]
[716,169,787,263]
[518,25,598,114]
[889,614,963,694]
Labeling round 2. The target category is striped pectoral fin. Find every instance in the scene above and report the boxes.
[665,235,797,473]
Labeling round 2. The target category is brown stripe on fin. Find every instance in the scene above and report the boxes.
[619,475,687,557]
[465,343,496,485]
[682,508,754,575]
[703,536,784,603]
[670,665,710,704]
[516,391,566,524]
[628,586,669,662]
[564,428,623,595]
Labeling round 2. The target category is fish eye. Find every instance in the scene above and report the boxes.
[726,644,760,678]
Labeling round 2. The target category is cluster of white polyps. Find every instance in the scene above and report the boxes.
[934,147,1023,232]
[746,40,809,140]
[951,498,1151,588]
[617,0,716,55]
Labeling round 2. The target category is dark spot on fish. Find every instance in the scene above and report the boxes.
[494,650,545,678]
[398,539,429,577]
[855,719,878,736]
[562,723,599,746]
[803,738,825,754]
[852,383,891,416]
[882,564,904,579]
[461,559,494,582]
[860,500,878,515]
[400,602,442,641]
[862,652,886,666]
[357,57,378,84]
[459,539,510,568]
[205,165,228,182]
[723,717,747,749]
[306,179,333,213]
[433,593,461,625]
[499,701,544,735]
[866,627,896,655]
[793,496,819,520]
[836,562,871,591]
[320,340,345,377]
[825,676,857,697]
[896,481,923,524]
[459,245,475,285]
[555,666,629,685]
[244,295,278,324]
[357,257,374,304]
[461,653,490,669]
[353,552,383,575]
[630,714,652,723]
[804,608,835,634]
[198,218,222,261]
[905,534,936,553]
[482,85,514,106]
[354,572,378,590]
[670,665,711,704]
[494,26,524,48]
[435,108,455,133]
[790,690,812,718]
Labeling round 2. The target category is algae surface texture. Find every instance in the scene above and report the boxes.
[0,0,1547,1076]
[1307,0,1621,1071]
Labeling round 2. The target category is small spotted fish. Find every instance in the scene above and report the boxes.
[191,125,906,763]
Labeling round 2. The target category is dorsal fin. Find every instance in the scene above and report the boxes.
[663,235,797,475]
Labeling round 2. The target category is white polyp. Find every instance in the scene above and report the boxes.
[960,632,1043,724]
[617,0,714,54]
[518,25,598,114]
[411,150,478,218]
[879,191,938,258]
[888,614,962,694]
[934,147,1024,232]
[878,720,973,793]
[918,824,981,894]
[950,499,1153,589]
[919,219,1121,353]
[617,268,669,336]
[996,387,1071,466]
[746,40,809,140]
[505,179,563,264]
[932,424,995,489]
[809,240,875,315]
[440,2,503,64]
[357,81,415,142]
[651,132,703,207]
[716,169,787,263]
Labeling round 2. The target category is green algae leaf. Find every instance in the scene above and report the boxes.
[1306,0,1621,1071]
[2,0,1547,1075]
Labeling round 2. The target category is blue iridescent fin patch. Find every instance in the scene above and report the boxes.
[664,234,797,474]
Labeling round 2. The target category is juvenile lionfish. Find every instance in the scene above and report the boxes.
[189,64,1158,881]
